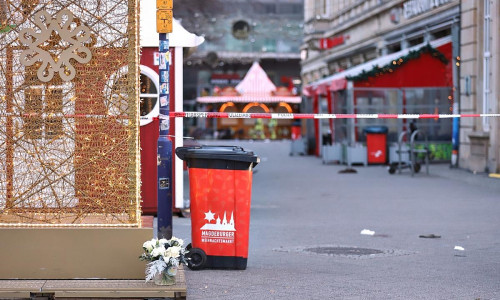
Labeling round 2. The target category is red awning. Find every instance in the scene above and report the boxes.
[302,86,313,97]
[314,84,329,96]
[330,78,347,91]
[305,36,452,94]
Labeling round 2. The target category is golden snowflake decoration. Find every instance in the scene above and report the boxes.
[19,9,92,82]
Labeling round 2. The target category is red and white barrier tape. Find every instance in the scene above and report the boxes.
[0,113,129,119]
[2,112,500,120]
[169,112,500,119]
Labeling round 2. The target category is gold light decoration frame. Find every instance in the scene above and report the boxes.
[0,0,141,227]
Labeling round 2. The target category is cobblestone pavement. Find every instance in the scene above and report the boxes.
[170,140,500,299]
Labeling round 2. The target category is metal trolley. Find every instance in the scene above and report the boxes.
[389,130,430,176]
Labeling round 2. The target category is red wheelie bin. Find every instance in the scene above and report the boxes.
[176,145,259,270]
[364,126,388,164]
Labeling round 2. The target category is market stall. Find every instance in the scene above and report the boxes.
[304,36,454,163]
[197,62,301,139]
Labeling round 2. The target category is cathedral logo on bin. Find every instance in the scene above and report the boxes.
[201,210,235,244]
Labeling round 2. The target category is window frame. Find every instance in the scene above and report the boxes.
[139,65,159,126]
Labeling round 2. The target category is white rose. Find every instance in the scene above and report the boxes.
[151,245,166,258]
[143,240,155,252]
[159,238,168,245]
[170,237,184,246]
[164,246,181,259]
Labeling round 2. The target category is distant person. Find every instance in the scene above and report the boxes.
[201,87,210,97]
[268,118,277,140]
[254,119,265,140]
[410,121,417,134]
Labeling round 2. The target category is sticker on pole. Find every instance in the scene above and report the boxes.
[159,178,170,189]
[201,210,235,244]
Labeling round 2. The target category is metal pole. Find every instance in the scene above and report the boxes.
[157,33,173,239]
[483,0,491,132]
[174,46,184,209]
[451,19,460,167]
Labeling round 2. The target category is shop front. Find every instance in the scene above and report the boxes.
[197,62,301,140]
[305,37,455,163]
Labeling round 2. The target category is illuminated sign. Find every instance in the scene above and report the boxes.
[403,0,453,19]
[319,35,348,50]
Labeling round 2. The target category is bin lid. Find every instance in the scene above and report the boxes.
[363,126,388,134]
[176,145,260,165]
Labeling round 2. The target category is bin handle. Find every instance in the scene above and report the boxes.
[208,145,244,151]
[175,145,248,161]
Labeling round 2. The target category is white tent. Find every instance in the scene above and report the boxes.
[140,0,205,48]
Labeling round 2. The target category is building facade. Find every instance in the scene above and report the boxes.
[301,0,499,172]
[302,0,499,173]
[459,0,500,173]
[302,0,460,84]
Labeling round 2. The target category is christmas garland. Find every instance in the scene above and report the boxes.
[346,44,449,82]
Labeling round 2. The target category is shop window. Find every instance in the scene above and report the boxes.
[333,90,348,142]
[264,3,276,14]
[352,89,399,143]
[387,43,401,54]
[408,36,424,47]
[339,58,351,70]
[140,73,158,117]
[432,28,451,39]
[351,54,364,66]
[364,49,377,61]
[404,88,453,141]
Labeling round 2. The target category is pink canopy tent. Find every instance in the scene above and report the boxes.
[197,62,301,104]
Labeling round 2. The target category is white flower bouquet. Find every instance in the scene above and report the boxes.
[140,237,188,283]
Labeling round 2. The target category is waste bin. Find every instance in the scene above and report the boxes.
[176,145,259,270]
[364,126,388,164]
[291,120,301,141]
[290,120,305,156]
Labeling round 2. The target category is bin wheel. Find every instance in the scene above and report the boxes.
[186,247,206,270]
[388,163,397,174]
[414,163,421,173]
